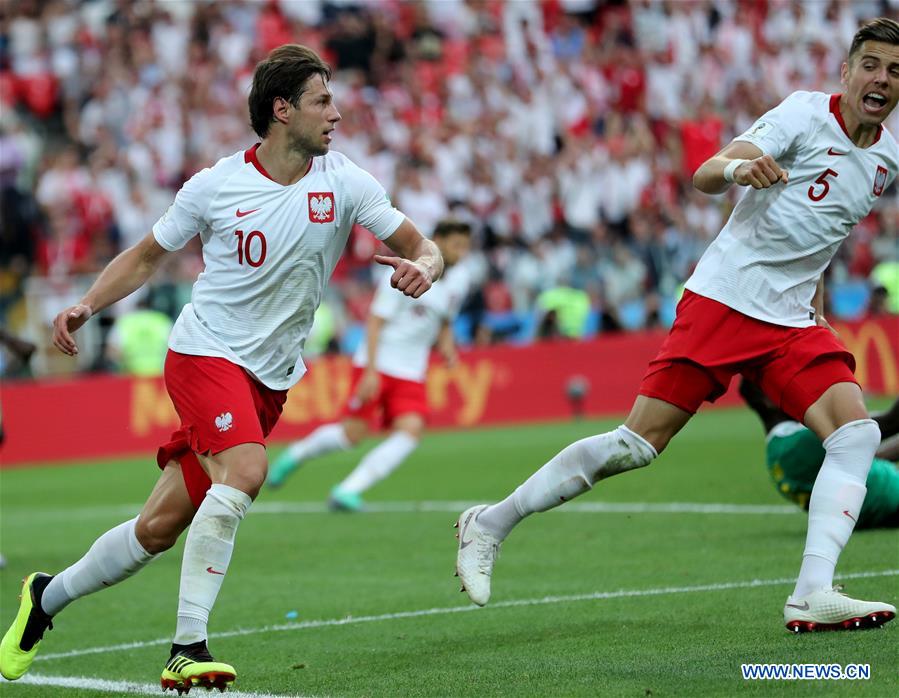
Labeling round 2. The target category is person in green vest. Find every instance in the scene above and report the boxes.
[536,285,591,338]
[870,261,899,313]
[106,298,173,376]
[304,300,340,357]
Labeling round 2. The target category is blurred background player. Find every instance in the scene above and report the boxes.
[268,219,472,510]
[0,44,442,692]
[456,18,899,633]
[740,378,899,529]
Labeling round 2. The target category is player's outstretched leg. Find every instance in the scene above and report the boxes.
[456,425,658,606]
[267,423,351,488]
[330,428,419,512]
[0,512,169,680]
[786,403,896,632]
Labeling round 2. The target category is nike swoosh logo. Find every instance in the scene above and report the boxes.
[235,208,260,218]
[786,601,810,611]
[206,566,225,575]
[843,510,857,523]
[459,511,478,549]
[827,147,848,156]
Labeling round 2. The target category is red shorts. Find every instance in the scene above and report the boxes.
[638,290,857,421]
[342,366,428,429]
[156,351,287,509]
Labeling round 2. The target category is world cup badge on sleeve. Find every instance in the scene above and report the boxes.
[308,192,335,222]
[873,165,888,197]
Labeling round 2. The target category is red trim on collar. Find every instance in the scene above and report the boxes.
[244,143,276,181]
[829,93,883,145]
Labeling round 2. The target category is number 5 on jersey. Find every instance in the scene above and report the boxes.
[235,229,267,267]
[808,168,838,202]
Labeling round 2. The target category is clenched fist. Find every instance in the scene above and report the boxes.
[734,155,789,189]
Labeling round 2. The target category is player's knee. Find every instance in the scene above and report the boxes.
[630,427,674,455]
[824,418,881,455]
[135,512,185,554]
[217,455,269,499]
[343,421,366,446]
[230,465,268,499]
[394,418,424,440]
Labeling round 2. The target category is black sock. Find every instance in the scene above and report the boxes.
[170,639,210,660]
[31,575,53,617]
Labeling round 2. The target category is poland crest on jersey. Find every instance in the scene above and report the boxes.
[873,165,888,197]
[308,192,335,222]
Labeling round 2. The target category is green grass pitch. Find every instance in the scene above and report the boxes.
[1,406,896,697]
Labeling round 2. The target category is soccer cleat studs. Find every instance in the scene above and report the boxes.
[786,610,894,633]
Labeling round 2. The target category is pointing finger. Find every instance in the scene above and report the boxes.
[373,254,400,269]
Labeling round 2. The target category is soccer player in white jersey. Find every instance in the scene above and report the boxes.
[267,220,472,508]
[456,18,899,633]
[0,45,443,692]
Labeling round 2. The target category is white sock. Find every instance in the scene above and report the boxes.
[174,484,252,644]
[41,517,156,616]
[338,431,418,495]
[287,423,350,462]
[478,426,657,540]
[792,419,879,598]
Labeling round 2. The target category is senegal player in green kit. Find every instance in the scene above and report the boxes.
[740,379,899,529]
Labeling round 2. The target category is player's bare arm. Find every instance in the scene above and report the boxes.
[693,141,789,195]
[356,314,386,403]
[811,276,837,335]
[376,219,444,298]
[436,320,458,367]
[52,233,170,356]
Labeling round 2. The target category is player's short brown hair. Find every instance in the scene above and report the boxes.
[433,220,472,238]
[249,44,332,138]
[849,18,899,62]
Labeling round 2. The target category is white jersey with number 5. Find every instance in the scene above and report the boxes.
[152,145,405,389]
[353,264,470,382]
[686,91,898,327]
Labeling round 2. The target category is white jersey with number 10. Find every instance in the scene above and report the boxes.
[152,146,405,390]
[686,91,898,328]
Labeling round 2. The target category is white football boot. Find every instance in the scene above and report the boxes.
[454,505,501,606]
[784,586,896,633]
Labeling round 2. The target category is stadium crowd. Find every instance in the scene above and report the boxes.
[1,0,897,377]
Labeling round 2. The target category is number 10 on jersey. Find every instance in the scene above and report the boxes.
[234,229,267,267]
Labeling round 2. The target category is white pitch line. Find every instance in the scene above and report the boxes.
[36,568,898,663]
[254,501,801,515]
[1,500,800,523]
[0,673,308,698]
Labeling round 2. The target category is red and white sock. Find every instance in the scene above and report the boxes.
[792,419,879,598]
[174,484,251,644]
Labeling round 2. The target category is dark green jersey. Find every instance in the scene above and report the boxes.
[766,422,899,529]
